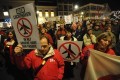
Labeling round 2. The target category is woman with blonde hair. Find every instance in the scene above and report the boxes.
[80,32,115,80]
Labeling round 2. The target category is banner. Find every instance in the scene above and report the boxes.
[84,49,120,80]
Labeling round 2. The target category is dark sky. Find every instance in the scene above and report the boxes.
[76,0,119,11]
[36,0,119,11]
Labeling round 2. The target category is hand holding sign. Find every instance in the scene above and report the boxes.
[14,44,23,55]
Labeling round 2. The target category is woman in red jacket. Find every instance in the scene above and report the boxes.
[14,36,64,80]
[82,32,115,58]
[80,32,115,80]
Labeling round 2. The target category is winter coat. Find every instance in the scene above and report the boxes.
[15,46,64,80]
[83,34,96,46]
[81,44,115,59]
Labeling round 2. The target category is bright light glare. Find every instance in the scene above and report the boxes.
[74,5,78,10]
[36,11,39,14]
[81,12,84,15]
[39,12,42,17]
[3,11,9,16]
[51,12,54,17]
[45,12,49,17]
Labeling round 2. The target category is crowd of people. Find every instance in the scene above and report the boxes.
[0,18,120,80]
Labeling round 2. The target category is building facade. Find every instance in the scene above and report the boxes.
[73,3,111,19]
[57,0,73,16]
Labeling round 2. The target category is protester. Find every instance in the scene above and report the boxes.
[4,30,18,65]
[14,36,64,80]
[80,32,115,80]
[60,29,78,79]
[56,24,67,40]
[92,23,103,37]
[82,31,115,58]
[40,27,53,46]
[104,25,116,49]
[71,22,83,41]
[0,34,5,54]
[111,20,120,43]
[83,28,96,47]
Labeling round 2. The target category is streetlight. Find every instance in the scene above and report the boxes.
[74,5,79,10]
[81,12,84,15]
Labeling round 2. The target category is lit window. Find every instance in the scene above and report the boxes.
[39,12,42,17]
[45,12,49,17]
[51,12,54,17]
[3,11,9,16]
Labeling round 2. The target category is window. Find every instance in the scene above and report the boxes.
[45,10,49,17]
[51,12,54,17]
[58,5,63,11]
[39,11,42,17]
[64,5,68,11]
[69,5,73,11]
[91,6,96,11]
[59,12,63,16]
[64,0,68,4]
[64,12,68,15]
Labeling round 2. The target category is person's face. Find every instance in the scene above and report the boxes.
[40,38,50,55]
[88,30,92,35]
[90,23,93,27]
[102,22,105,25]
[99,37,111,48]
[60,24,64,29]
[66,31,72,38]
[41,28,46,34]
[95,26,99,30]
[8,32,13,39]
[106,27,111,32]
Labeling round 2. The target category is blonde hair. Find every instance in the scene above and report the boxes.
[97,32,112,48]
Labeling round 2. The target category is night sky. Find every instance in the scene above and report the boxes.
[36,0,119,11]
[76,0,119,11]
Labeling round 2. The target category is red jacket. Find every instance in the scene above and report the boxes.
[81,44,115,59]
[56,29,66,40]
[4,40,15,64]
[13,54,26,70]
[15,47,64,80]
